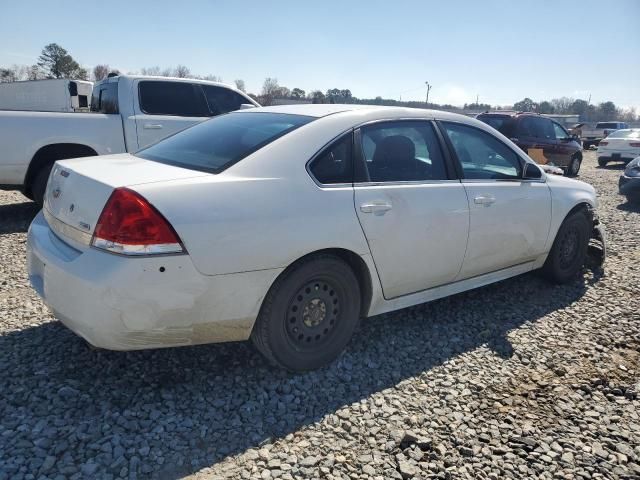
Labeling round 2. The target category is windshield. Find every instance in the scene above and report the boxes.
[607,130,640,139]
[136,112,314,173]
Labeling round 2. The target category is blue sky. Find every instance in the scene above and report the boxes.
[1,0,639,109]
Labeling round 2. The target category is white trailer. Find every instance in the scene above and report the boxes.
[0,79,93,112]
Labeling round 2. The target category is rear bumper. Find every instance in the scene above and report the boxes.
[27,211,282,350]
[619,175,640,196]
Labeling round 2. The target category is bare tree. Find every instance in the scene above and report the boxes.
[261,77,280,106]
[174,65,190,78]
[92,64,110,81]
[234,79,246,92]
[199,74,222,82]
[140,66,161,76]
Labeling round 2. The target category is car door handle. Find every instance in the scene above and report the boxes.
[143,123,163,129]
[360,202,392,214]
[474,195,496,206]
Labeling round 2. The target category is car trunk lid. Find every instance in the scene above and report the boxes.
[44,153,209,245]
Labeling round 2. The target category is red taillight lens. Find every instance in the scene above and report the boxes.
[92,188,185,255]
[599,141,608,146]
[629,142,640,147]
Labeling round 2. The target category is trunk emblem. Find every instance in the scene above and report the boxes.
[60,170,70,178]
[69,204,75,212]
[52,189,61,198]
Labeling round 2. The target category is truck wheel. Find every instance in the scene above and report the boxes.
[251,254,361,371]
[583,142,591,150]
[566,156,581,177]
[598,158,608,167]
[31,164,54,207]
[542,210,591,284]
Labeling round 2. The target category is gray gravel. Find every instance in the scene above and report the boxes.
[0,151,639,480]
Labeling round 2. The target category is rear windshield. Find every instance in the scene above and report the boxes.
[477,115,509,133]
[596,122,621,129]
[136,112,314,173]
[607,130,640,139]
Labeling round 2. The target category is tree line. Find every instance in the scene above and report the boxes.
[1,43,636,123]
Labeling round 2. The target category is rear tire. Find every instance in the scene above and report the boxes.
[31,164,54,207]
[583,142,591,150]
[251,254,361,371]
[598,158,608,167]
[542,210,591,284]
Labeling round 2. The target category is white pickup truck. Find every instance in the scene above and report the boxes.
[575,121,630,149]
[0,75,258,204]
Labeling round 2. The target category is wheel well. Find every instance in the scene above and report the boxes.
[281,248,373,317]
[563,202,593,226]
[25,143,98,196]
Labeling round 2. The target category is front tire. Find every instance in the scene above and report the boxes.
[251,254,361,371]
[566,155,581,177]
[542,210,591,284]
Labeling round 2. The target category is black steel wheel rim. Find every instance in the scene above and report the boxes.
[558,227,580,269]
[285,279,341,350]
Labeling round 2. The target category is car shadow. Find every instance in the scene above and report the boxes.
[0,200,39,234]
[617,199,640,213]
[596,164,626,171]
[0,268,600,478]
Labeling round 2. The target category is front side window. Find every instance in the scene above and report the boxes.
[138,81,208,116]
[202,85,251,115]
[136,112,314,173]
[442,122,522,180]
[309,134,353,184]
[552,122,569,140]
[358,121,448,182]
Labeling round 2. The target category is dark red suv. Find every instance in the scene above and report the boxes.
[476,112,583,176]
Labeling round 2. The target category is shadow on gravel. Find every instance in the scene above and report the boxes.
[0,201,39,234]
[0,270,598,478]
[617,199,640,213]
[596,164,626,171]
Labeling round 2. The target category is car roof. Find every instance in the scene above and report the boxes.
[237,103,477,122]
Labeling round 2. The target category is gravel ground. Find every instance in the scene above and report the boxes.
[0,150,638,480]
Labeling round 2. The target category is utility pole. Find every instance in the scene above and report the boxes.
[425,81,432,106]
[476,94,479,106]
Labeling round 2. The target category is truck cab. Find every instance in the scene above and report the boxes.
[91,75,258,151]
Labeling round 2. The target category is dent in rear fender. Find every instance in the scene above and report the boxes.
[98,261,284,347]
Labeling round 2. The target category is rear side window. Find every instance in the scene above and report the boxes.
[309,134,353,184]
[596,122,621,129]
[518,116,553,140]
[478,115,507,132]
[357,121,448,182]
[90,82,119,114]
[202,85,251,115]
[139,81,208,117]
[136,112,314,173]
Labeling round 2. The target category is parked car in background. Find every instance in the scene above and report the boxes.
[597,129,640,167]
[619,156,640,202]
[0,79,93,113]
[0,75,258,204]
[581,121,630,150]
[476,112,583,176]
[27,105,605,371]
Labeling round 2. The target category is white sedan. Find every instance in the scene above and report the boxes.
[27,105,606,371]
[597,129,640,167]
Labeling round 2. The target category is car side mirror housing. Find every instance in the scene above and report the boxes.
[523,162,543,179]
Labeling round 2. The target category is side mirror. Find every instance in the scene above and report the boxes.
[523,162,542,179]
[571,133,580,141]
[239,103,257,110]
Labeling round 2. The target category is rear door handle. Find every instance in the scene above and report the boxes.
[143,123,163,130]
[360,202,392,214]
[474,195,496,206]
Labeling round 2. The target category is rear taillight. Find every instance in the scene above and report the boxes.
[599,141,608,146]
[629,142,640,147]
[92,188,185,255]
